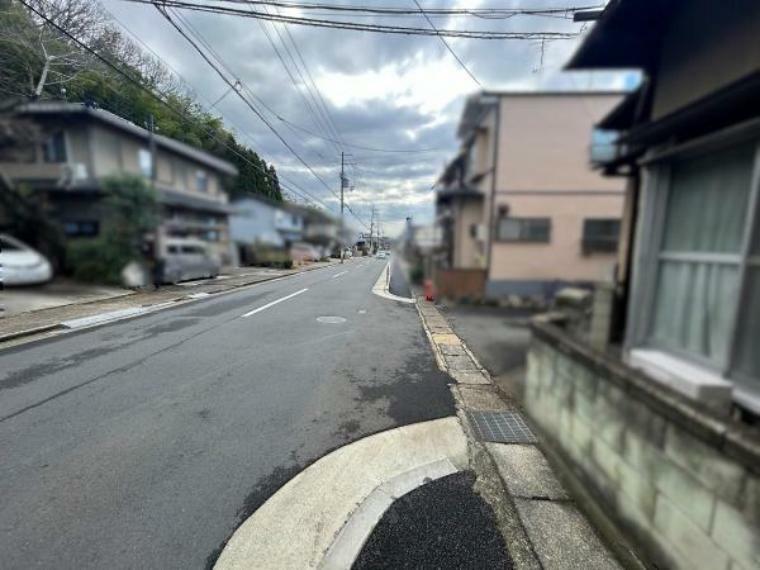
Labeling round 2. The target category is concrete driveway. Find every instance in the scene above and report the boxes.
[0,279,131,317]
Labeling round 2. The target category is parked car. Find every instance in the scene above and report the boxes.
[161,238,221,284]
[290,242,321,263]
[0,234,53,286]
[376,250,389,259]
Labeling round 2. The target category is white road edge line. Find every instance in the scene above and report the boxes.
[332,271,349,279]
[241,288,309,318]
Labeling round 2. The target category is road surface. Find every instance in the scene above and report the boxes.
[0,258,453,569]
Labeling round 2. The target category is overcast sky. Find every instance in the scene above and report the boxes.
[101,0,632,237]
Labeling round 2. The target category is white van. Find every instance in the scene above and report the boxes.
[161,238,220,284]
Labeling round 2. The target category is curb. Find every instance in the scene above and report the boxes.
[0,262,342,348]
[214,417,468,570]
[0,323,65,344]
[371,261,415,304]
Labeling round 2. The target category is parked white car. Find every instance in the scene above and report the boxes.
[161,238,221,284]
[0,234,53,286]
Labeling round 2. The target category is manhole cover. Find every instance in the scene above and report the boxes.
[465,410,537,444]
[317,316,347,324]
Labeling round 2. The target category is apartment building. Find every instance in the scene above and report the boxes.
[436,91,626,299]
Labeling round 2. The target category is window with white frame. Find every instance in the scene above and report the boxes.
[638,139,760,401]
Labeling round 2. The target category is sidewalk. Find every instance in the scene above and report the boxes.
[438,303,534,400]
[0,261,339,345]
[416,298,628,570]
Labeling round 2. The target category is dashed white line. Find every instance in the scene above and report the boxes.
[241,288,309,318]
[332,271,349,279]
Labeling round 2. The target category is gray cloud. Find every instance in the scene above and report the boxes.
[102,0,625,235]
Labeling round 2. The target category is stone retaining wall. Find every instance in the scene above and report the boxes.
[525,322,760,570]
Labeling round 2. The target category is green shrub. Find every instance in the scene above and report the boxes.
[67,239,131,284]
[65,175,158,284]
[410,263,425,285]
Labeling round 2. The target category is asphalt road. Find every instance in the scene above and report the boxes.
[353,471,512,570]
[0,257,453,569]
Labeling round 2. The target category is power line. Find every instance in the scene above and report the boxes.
[272,117,450,154]
[253,5,342,156]
[278,13,346,150]
[156,6,369,229]
[156,9,331,193]
[124,7,334,209]
[108,10,332,209]
[156,4,370,229]
[19,0,332,212]
[411,0,481,87]
[122,1,583,40]
[162,0,603,18]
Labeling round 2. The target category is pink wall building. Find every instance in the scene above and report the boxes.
[436,91,627,298]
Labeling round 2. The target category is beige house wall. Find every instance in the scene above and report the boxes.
[487,94,626,287]
[453,198,484,269]
[489,192,623,282]
[495,94,624,192]
[88,123,223,199]
[652,0,760,120]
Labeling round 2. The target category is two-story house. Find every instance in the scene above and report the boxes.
[436,91,626,300]
[291,205,338,257]
[1,101,238,263]
[229,194,304,264]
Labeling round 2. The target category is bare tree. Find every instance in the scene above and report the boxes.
[0,0,106,97]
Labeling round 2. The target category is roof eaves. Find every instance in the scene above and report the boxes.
[564,0,673,72]
[16,102,238,176]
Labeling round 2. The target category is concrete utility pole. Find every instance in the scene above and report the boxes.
[369,205,376,254]
[148,114,157,185]
[340,151,345,264]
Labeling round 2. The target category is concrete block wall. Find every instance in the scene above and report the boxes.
[525,323,760,570]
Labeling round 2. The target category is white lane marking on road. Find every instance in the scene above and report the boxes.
[332,271,349,279]
[316,316,347,324]
[241,288,308,318]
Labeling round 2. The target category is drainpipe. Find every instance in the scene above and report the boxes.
[485,99,501,297]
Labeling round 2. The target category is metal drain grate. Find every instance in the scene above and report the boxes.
[465,410,537,444]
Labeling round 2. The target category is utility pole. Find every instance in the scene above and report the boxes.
[147,114,159,260]
[340,151,345,264]
[369,205,375,254]
[148,114,157,186]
